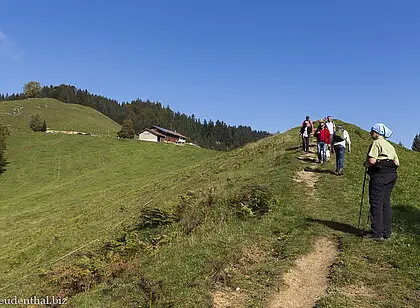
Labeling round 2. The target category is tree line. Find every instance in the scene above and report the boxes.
[0,124,8,173]
[0,83,270,150]
[413,134,420,152]
[3,82,420,151]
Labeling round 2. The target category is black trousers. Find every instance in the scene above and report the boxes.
[369,172,398,238]
[302,136,310,152]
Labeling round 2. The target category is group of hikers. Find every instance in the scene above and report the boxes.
[300,115,350,175]
[300,116,399,241]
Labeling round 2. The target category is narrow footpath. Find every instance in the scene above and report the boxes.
[268,149,339,308]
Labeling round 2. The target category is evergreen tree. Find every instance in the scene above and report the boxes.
[0,124,9,173]
[41,120,47,132]
[24,81,41,98]
[118,119,136,139]
[29,114,43,132]
[412,134,420,152]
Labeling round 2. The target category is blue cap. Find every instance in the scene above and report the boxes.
[371,123,393,138]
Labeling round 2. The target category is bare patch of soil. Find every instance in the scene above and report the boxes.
[293,151,322,197]
[292,170,318,193]
[267,237,338,308]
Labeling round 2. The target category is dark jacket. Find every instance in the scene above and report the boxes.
[300,125,312,135]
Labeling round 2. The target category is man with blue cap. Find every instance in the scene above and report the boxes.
[364,123,399,241]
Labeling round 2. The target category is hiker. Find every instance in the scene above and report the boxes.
[301,115,313,129]
[331,124,351,175]
[300,120,312,153]
[363,123,399,241]
[325,116,335,148]
[314,119,330,164]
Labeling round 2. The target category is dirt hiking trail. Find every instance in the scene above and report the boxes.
[267,237,338,308]
[293,151,320,198]
[213,147,339,307]
[269,149,338,307]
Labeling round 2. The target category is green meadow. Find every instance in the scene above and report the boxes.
[0,99,419,307]
[0,98,120,135]
[0,99,218,297]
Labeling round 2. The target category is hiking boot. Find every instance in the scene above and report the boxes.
[362,233,384,241]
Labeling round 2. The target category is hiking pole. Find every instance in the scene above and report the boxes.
[358,167,368,229]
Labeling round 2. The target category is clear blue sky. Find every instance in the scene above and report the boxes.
[1,0,419,147]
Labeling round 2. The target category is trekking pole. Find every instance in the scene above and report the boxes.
[366,209,370,226]
[358,167,368,229]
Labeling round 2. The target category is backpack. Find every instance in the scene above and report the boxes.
[333,127,345,142]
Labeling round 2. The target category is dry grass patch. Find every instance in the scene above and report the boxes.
[212,245,269,307]
[213,288,246,308]
[339,282,379,307]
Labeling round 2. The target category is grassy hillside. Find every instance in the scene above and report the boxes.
[0,117,418,307]
[0,98,121,135]
[0,101,218,299]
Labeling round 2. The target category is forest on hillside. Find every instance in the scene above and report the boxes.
[0,85,270,150]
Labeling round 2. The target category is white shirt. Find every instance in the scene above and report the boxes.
[302,127,308,137]
[326,121,335,135]
[333,130,351,148]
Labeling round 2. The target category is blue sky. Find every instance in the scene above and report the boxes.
[1,0,419,147]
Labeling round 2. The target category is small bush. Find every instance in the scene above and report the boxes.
[229,185,274,218]
[117,119,135,139]
[29,114,44,132]
[174,188,217,234]
[45,255,107,297]
[136,208,177,230]
[41,253,140,302]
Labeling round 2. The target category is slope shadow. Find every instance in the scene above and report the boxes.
[0,161,9,174]
[304,167,336,175]
[306,218,363,236]
[286,146,301,151]
[286,145,317,152]
[308,207,420,238]
[392,205,420,237]
[296,157,318,163]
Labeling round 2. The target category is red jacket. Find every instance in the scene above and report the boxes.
[315,127,330,144]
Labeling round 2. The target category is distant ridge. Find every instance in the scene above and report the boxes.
[1,84,270,150]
